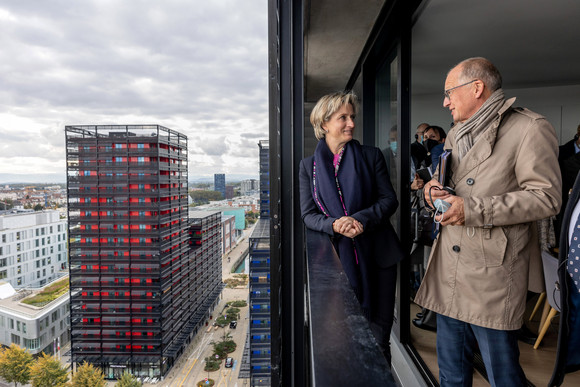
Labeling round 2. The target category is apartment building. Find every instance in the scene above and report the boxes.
[0,210,67,288]
[65,125,221,379]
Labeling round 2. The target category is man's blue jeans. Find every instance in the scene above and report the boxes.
[436,314,527,387]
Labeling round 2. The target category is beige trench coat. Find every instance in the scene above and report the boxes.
[414,98,562,330]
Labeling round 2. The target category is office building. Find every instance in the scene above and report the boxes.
[248,140,270,385]
[258,141,269,219]
[0,210,67,289]
[66,125,221,380]
[240,179,258,195]
[214,174,226,199]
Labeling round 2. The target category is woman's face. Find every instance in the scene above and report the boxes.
[322,103,355,147]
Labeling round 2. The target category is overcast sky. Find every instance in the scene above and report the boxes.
[0,0,268,184]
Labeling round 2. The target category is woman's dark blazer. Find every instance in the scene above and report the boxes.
[299,144,405,268]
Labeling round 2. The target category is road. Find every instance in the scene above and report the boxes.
[146,224,254,387]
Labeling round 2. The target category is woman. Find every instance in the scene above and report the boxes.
[299,91,404,364]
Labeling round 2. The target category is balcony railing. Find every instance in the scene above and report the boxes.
[305,229,396,386]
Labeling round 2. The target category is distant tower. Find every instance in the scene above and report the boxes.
[214,173,226,199]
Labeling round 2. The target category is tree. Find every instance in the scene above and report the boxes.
[0,344,34,387]
[115,371,142,387]
[189,190,224,205]
[30,353,69,387]
[33,204,44,211]
[69,362,105,387]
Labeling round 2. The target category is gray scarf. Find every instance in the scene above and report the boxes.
[454,88,506,161]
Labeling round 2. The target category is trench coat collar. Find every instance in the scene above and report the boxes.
[451,97,517,184]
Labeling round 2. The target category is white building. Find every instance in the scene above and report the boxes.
[0,210,67,288]
[0,280,70,356]
[240,179,259,195]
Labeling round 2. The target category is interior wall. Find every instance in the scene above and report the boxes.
[411,84,580,144]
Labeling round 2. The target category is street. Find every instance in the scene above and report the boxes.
[145,224,254,387]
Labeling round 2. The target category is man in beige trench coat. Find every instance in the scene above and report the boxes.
[415,57,562,386]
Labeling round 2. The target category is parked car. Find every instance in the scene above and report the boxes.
[225,357,234,368]
[229,320,237,329]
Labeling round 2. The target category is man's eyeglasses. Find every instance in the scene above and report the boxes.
[444,79,477,99]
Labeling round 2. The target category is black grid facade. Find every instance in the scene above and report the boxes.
[65,125,207,379]
[249,139,271,386]
[258,141,269,218]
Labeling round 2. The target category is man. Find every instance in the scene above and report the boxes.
[551,172,580,386]
[411,123,430,172]
[415,57,561,386]
[416,122,429,144]
[556,123,580,240]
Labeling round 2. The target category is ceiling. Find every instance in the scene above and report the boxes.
[304,0,580,100]
[412,0,580,95]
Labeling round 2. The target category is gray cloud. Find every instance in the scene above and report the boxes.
[0,0,267,180]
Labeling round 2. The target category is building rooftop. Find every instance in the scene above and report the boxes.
[188,209,222,219]
[0,277,69,319]
[250,218,270,239]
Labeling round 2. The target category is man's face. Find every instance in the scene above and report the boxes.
[423,129,441,143]
[416,124,428,142]
[443,66,479,123]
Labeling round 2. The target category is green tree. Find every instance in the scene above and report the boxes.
[33,204,44,211]
[0,344,34,387]
[69,362,105,387]
[189,190,224,205]
[0,199,13,210]
[115,371,142,387]
[30,353,69,387]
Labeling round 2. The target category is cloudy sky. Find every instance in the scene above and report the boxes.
[0,0,268,184]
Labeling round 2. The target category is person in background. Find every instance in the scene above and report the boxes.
[550,172,580,386]
[556,123,580,241]
[299,91,404,365]
[411,123,430,173]
[410,125,447,191]
[415,57,561,386]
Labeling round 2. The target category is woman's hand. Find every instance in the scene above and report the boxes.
[333,216,364,238]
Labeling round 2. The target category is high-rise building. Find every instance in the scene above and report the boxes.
[65,125,221,380]
[258,141,269,218]
[249,140,271,385]
[0,210,67,288]
[214,173,226,199]
[240,179,258,195]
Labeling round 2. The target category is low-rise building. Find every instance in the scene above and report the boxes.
[0,279,70,356]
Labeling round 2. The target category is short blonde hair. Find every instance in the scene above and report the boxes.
[310,92,359,140]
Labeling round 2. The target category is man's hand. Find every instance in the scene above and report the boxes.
[434,195,465,226]
[333,216,364,238]
[423,179,449,207]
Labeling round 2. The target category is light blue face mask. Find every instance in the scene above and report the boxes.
[390,141,398,154]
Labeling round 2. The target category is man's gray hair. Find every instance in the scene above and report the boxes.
[455,57,502,92]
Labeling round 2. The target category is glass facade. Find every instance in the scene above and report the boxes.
[214,173,226,199]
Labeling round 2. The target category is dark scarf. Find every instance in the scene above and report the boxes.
[313,138,374,311]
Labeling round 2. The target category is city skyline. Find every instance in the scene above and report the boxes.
[0,1,268,183]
